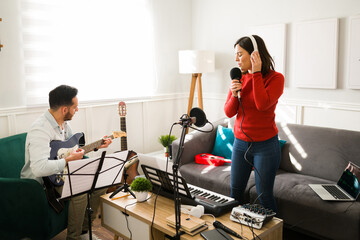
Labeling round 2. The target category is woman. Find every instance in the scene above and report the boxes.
[224,35,284,212]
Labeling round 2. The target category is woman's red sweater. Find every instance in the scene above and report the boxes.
[224,70,284,142]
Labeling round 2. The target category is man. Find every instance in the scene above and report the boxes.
[21,85,112,240]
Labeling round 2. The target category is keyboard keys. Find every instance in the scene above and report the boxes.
[323,185,350,199]
[188,184,235,204]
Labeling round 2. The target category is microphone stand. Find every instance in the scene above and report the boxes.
[108,166,136,199]
[171,118,192,240]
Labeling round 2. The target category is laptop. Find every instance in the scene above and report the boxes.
[309,161,360,201]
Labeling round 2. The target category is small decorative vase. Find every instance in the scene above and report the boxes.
[134,191,148,202]
[164,147,169,157]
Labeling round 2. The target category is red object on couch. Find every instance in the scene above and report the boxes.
[195,153,231,166]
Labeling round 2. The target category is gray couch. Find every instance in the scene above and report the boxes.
[172,118,360,240]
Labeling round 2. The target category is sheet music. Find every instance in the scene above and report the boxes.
[60,151,128,199]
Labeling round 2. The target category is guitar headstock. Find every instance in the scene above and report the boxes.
[113,131,127,138]
[118,101,127,117]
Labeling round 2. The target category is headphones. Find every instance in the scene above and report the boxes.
[181,204,205,218]
[248,35,258,53]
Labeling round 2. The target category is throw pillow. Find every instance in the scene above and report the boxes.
[279,139,286,149]
[212,125,287,160]
[212,125,234,159]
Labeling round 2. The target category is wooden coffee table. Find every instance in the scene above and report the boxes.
[101,192,283,240]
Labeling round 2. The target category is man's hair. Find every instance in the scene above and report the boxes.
[49,85,78,110]
[234,35,275,76]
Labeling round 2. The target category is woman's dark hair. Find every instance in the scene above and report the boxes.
[49,85,78,110]
[234,35,275,76]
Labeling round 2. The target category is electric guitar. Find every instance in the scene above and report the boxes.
[195,153,231,166]
[47,131,126,186]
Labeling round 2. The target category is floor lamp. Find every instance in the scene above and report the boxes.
[179,50,215,117]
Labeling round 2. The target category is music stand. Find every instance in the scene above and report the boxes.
[60,150,131,240]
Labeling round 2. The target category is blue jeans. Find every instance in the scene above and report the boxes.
[230,135,281,212]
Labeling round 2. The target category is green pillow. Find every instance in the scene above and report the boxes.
[212,125,234,159]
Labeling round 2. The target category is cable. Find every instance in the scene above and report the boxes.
[230,213,249,240]
[189,121,214,133]
[165,123,177,173]
[238,98,265,206]
[203,213,216,226]
[124,210,132,240]
[123,201,137,240]
[150,184,162,240]
[123,193,155,240]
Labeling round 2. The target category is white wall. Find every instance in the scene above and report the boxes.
[0,0,194,154]
[0,0,193,109]
[0,0,26,108]
[191,0,360,130]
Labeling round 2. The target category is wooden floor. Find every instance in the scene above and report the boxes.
[52,211,120,240]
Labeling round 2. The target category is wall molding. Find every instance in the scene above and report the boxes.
[279,98,360,112]
[1,94,359,119]
[1,93,359,140]
[0,93,188,116]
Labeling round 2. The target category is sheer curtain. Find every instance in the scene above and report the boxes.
[21,0,155,105]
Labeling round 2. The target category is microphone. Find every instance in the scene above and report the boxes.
[189,107,207,127]
[177,107,208,127]
[177,116,196,126]
[230,67,242,99]
[124,155,139,170]
[213,220,243,239]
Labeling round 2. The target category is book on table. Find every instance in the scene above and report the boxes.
[166,214,208,236]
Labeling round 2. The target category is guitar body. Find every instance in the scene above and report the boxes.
[48,132,85,186]
[195,153,231,166]
[46,130,126,186]
[49,132,85,160]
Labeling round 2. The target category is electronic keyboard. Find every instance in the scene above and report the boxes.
[141,164,239,216]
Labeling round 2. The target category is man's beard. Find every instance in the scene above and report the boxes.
[64,112,73,121]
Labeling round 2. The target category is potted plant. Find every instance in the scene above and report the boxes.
[130,177,152,202]
[158,134,177,157]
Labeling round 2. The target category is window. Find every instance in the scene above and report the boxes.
[21,0,155,105]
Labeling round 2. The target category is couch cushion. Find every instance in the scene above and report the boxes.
[248,171,360,240]
[277,123,360,182]
[0,133,27,178]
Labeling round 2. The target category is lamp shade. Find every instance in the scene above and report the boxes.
[179,50,215,74]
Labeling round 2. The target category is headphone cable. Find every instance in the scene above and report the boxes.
[238,97,264,205]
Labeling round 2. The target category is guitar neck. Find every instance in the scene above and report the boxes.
[81,134,115,154]
[120,116,127,151]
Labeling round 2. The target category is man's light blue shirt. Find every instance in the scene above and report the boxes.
[21,110,73,184]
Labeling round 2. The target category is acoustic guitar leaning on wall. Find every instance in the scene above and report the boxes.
[107,101,140,193]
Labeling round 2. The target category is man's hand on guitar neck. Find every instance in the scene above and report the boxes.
[98,136,112,149]
[65,148,85,164]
